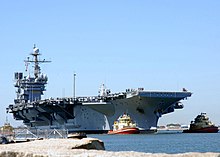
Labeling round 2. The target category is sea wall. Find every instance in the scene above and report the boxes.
[0,138,219,157]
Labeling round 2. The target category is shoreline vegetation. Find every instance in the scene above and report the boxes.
[0,138,219,157]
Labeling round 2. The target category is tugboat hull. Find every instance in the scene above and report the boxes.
[108,128,140,135]
[183,126,219,133]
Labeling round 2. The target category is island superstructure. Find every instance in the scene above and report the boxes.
[7,46,192,133]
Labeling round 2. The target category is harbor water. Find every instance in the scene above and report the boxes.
[88,131,220,154]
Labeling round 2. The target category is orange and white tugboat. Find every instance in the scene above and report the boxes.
[183,113,219,133]
[108,113,140,134]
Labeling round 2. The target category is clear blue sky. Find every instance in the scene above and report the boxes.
[0,1,219,127]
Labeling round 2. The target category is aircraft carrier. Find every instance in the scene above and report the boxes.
[7,46,192,133]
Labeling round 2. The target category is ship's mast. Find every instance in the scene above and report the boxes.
[25,44,51,78]
[14,45,51,103]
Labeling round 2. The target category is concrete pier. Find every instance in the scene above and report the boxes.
[0,138,219,157]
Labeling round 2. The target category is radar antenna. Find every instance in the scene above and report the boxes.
[24,44,51,78]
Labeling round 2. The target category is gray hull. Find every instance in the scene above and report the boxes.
[9,90,191,133]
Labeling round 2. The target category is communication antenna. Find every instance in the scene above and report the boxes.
[6,116,8,123]
[24,44,51,78]
[73,72,76,101]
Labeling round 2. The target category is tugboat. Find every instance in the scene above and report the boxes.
[108,113,140,134]
[0,119,14,144]
[183,113,219,133]
[0,117,14,136]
